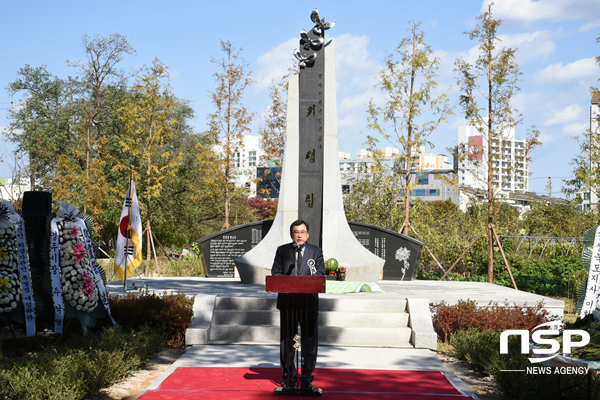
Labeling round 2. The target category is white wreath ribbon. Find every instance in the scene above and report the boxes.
[50,218,64,333]
[76,218,117,327]
[581,225,600,318]
[13,214,36,336]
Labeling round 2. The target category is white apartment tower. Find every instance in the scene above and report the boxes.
[582,94,600,210]
[215,135,263,195]
[458,126,528,195]
[234,135,262,195]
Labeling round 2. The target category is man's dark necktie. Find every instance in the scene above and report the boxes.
[296,247,303,275]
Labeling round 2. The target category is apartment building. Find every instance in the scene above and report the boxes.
[413,153,453,170]
[580,94,600,211]
[458,125,529,195]
[215,135,263,195]
[0,177,29,201]
[339,147,459,205]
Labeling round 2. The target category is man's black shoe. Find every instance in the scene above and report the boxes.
[301,382,313,389]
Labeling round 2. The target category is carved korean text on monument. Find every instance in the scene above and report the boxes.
[295,9,335,247]
[199,221,274,278]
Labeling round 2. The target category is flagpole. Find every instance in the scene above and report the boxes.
[128,179,147,289]
[123,171,133,291]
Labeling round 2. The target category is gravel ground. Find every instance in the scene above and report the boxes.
[96,347,187,400]
[436,353,508,400]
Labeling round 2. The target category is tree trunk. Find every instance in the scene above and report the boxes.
[487,25,494,284]
[145,224,151,274]
[85,123,91,214]
[403,164,411,236]
[146,125,153,269]
[224,166,230,230]
[29,163,36,191]
[402,22,418,237]
[223,51,233,231]
[146,149,152,272]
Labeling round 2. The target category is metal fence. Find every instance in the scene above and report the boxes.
[498,236,582,259]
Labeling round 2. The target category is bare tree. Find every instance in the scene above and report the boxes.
[206,40,255,229]
[454,4,540,283]
[367,21,453,235]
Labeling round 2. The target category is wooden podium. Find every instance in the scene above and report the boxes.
[266,275,326,396]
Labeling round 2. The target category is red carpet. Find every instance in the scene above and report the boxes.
[138,367,475,399]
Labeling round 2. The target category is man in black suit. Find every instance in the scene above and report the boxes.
[271,219,326,389]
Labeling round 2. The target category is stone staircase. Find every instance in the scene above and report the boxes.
[186,293,436,348]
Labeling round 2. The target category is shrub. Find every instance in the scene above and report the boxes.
[0,325,163,400]
[418,254,585,298]
[146,258,206,277]
[101,258,206,282]
[431,299,549,342]
[108,289,194,346]
[559,316,600,361]
[450,328,505,373]
[450,328,600,400]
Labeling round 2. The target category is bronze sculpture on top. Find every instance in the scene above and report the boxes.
[235,9,388,283]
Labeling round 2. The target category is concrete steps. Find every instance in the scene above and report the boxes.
[209,325,413,346]
[212,309,409,327]
[208,295,413,347]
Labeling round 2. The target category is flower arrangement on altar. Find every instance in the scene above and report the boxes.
[57,218,99,313]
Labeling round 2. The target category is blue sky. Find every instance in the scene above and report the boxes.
[1,0,599,196]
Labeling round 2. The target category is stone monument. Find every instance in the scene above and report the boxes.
[235,10,386,284]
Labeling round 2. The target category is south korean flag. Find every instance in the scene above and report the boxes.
[113,180,143,281]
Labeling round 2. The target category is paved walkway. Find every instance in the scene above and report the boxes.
[106,277,565,399]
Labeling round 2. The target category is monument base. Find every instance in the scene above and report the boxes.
[236,249,384,284]
[273,386,323,396]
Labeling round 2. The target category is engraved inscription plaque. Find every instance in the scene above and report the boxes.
[201,219,422,280]
[199,220,274,278]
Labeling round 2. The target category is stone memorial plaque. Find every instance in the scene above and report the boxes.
[201,217,423,280]
[348,222,423,281]
[199,221,273,278]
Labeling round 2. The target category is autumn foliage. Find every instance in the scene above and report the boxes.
[431,299,549,342]
[246,196,277,220]
[109,290,194,347]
